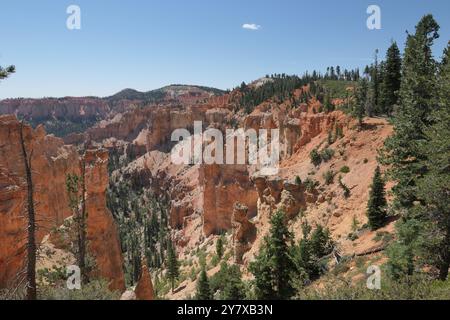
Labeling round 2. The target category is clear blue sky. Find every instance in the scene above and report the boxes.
[0,0,449,99]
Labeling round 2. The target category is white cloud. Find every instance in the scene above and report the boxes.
[242,23,261,31]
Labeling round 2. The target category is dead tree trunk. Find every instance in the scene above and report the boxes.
[19,122,37,300]
[79,157,87,283]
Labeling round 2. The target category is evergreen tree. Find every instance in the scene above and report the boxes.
[416,43,450,280]
[324,90,334,113]
[210,262,245,300]
[0,64,15,80]
[381,14,439,210]
[167,242,179,293]
[249,210,294,300]
[309,225,333,258]
[196,268,213,300]
[354,79,368,128]
[380,41,402,115]
[290,222,333,287]
[367,166,387,230]
[371,49,381,114]
[216,236,224,260]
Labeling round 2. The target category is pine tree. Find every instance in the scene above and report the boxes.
[371,49,381,114]
[381,14,439,210]
[196,268,212,300]
[382,17,440,278]
[0,64,15,80]
[166,242,179,293]
[210,262,245,300]
[324,90,334,113]
[309,225,333,258]
[249,210,294,300]
[417,43,450,280]
[367,166,387,230]
[354,79,368,128]
[216,236,224,260]
[380,41,402,115]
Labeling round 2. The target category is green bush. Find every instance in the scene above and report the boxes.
[310,148,322,166]
[38,279,120,300]
[340,166,350,173]
[320,148,335,162]
[323,170,335,185]
[304,178,319,192]
[296,275,450,300]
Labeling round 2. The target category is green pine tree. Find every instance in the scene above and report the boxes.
[416,43,450,280]
[380,41,402,115]
[216,236,224,260]
[210,262,245,300]
[371,49,381,115]
[0,64,15,81]
[354,79,368,128]
[381,14,439,210]
[367,166,387,230]
[167,242,179,293]
[196,268,213,300]
[249,210,295,300]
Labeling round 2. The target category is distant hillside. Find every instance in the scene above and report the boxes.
[0,85,225,137]
[106,85,225,104]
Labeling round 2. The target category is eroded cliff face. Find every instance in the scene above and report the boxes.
[0,115,79,287]
[84,149,126,292]
[231,203,256,264]
[0,115,125,291]
[201,164,258,237]
[0,98,110,123]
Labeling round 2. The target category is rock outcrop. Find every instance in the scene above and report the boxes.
[0,116,125,292]
[200,164,258,236]
[84,149,126,292]
[0,115,80,287]
[231,203,256,264]
[252,175,318,220]
[134,263,155,300]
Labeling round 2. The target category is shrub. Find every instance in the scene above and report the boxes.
[304,178,318,192]
[323,170,335,185]
[332,258,351,276]
[340,166,350,173]
[335,126,344,139]
[310,148,322,166]
[38,279,120,300]
[295,176,302,185]
[320,148,335,162]
[296,275,450,300]
[338,175,351,198]
[327,131,335,145]
[347,232,359,241]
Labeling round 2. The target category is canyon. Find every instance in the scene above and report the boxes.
[0,80,395,299]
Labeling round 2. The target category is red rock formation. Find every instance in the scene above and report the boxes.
[0,115,80,287]
[231,203,256,264]
[134,264,154,300]
[0,116,125,292]
[200,164,258,236]
[84,149,126,292]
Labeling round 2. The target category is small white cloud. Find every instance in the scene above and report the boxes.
[242,23,261,31]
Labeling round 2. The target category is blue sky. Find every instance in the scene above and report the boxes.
[0,0,449,99]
